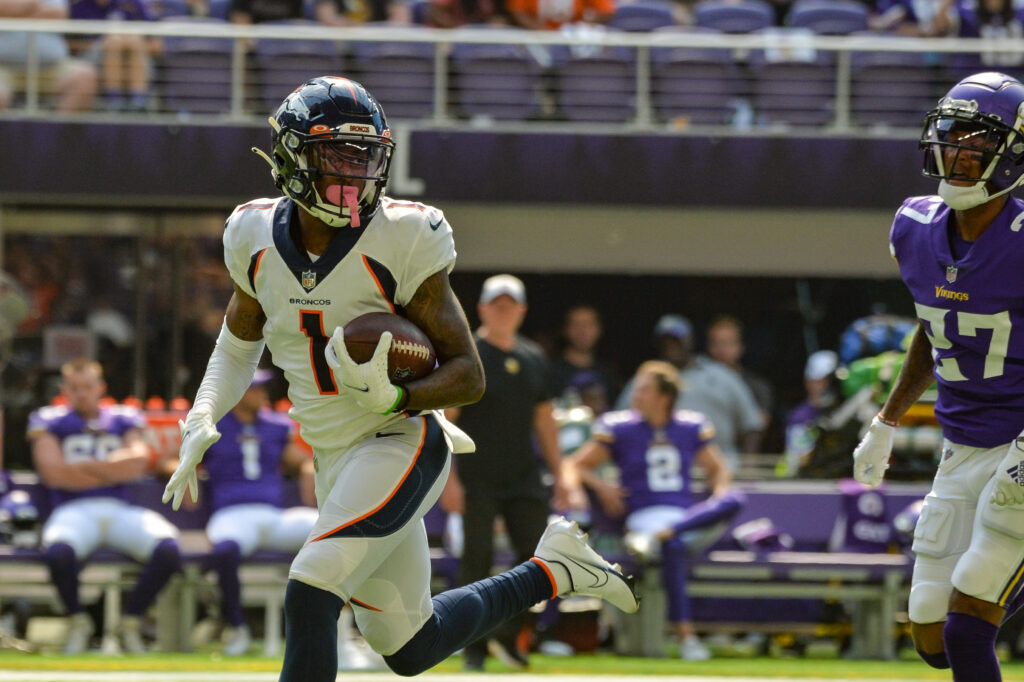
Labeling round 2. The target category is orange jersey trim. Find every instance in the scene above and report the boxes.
[530,558,559,600]
[349,597,382,612]
[361,254,397,314]
[313,417,428,542]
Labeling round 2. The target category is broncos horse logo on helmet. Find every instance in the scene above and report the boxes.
[921,71,1024,210]
[253,76,395,228]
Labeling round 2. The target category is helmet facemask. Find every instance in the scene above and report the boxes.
[255,118,395,228]
[920,99,1024,210]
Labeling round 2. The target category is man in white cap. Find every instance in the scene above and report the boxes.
[780,350,840,476]
[441,274,569,671]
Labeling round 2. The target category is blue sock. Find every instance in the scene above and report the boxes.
[44,543,81,614]
[661,537,692,623]
[127,539,181,616]
[944,612,1001,682]
[917,648,950,669]
[209,541,244,627]
[385,561,552,676]
[279,580,343,682]
[670,490,745,535]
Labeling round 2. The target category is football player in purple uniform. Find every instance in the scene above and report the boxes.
[160,76,638,681]
[29,359,181,654]
[167,369,317,656]
[565,360,743,660]
[852,72,1024,680]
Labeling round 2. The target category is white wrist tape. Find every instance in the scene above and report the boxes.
[189,320,265,424]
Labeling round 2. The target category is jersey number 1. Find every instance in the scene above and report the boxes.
[300,311,338,394]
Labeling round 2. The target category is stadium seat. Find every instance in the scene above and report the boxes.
[254,23,344,114]
[150,0,191,19]
[351,36,436,120]
[607,0,677,31]
[554,45,637,123]
[208,0,231,19]
[158,17,235,115]
[850,41,941,129]
[785,0,869,34]
[749,29,835,127]
[694,0,775,33]
[651,27,745,125]
[451,42,543,121]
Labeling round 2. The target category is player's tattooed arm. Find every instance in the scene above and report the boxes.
[225,283,267,341]
[403,269,485,410]
[878,323,936,424]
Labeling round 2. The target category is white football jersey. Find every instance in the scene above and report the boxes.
[223,195,456,452]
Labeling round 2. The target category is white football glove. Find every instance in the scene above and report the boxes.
[162,415,220,510]
[325,325,402,415]
[852,416,895,488]
[991,443,1024,507]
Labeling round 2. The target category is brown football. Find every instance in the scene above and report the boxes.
[343,312,436,384]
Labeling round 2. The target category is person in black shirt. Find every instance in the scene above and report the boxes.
[441,274,567,671]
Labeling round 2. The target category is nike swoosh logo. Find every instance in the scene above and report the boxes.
[343,383,370,392]
[428,217,444,231]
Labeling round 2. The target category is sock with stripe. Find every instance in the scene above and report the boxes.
[385,561,551,676]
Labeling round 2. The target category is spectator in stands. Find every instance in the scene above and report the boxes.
[934,0,1024,67]
[550,304,617,412]
[315,0,408,25]
[440,274,568,671]
[704,315,774,431]
[507,0,612,30]
[230,0,303,24]
[427,0,507,26]
[616,314,764,470]
[565,360,743,661]
[0,0,97,112]
[870,0,955,34]
[67,0,157,112]
[29,359,181,654]
[779,350,839,477]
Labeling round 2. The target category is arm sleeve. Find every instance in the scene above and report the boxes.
[188,321,265,425]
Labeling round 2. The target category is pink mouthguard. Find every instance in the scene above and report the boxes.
[324,185,361,227]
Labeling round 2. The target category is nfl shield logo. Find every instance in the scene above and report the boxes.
[946,266,958,284]
[301,270,317,290]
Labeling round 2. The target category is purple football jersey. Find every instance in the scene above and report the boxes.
[203,410,295,513]
[592,409,714,513]
[890,195,1024,448]
[26,404,146,507]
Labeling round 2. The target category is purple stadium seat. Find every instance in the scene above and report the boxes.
[850,42,942,128]
[555,45,636,123]
[150,0,191,19]
[607,0,676,31]
[254,23,344,113]
[786,0,869,34]
[208,0,231,19]
[651,26,745,125]
[351,36,435,120]
[749,29,835,126]
[694,0,775,33]
[159,17,234,114]
[451,42,543,120]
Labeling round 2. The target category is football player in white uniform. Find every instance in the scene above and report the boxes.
[162,76,639,681]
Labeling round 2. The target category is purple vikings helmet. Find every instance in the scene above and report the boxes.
[252,76,395,228]
[921,72,1024,210]
[0,490,40,549]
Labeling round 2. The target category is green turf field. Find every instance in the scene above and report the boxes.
[1,651,1023,679]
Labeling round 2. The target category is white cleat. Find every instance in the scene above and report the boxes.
[223,624,252,656]
[532,516,639,614]
[337,639,388,671]
[63,612,94,655]
[679,635,712,661]
[120,615,147,654]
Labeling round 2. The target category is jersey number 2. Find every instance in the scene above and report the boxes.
[300,311,338,395]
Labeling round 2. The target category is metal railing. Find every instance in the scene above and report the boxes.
[1,18,1023,134]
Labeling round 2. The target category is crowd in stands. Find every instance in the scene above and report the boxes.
[1,0,1022,117]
